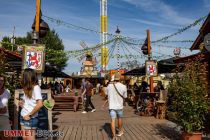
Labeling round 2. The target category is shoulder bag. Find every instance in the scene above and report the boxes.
[113,83,127,106]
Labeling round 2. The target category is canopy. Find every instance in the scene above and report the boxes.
[123,57,180,76]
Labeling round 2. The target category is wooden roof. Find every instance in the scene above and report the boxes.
[173,51,210,63]
[190,13,210,50]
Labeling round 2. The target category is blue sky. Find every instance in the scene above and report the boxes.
[0,0,210,74]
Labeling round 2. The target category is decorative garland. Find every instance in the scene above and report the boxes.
[43,14,207,44]
[152,15,207,43]
[43,15,138,40]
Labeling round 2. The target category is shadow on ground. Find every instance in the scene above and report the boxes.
[154,123,180,140]
[100,123,113,139]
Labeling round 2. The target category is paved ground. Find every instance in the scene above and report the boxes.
[51,94,181,140]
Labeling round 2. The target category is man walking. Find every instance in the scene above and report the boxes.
[105,73,127,139]
[82,79,96,113]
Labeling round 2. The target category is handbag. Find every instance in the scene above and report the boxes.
[113,83,127,106]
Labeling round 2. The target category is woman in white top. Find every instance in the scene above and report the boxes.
[19,68,43,140]
[0,74,12,140]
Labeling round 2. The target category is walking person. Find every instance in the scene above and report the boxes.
[105,73,127,139]
[19,68,43,140]
[82,79,96,113]
[0,74,12,140]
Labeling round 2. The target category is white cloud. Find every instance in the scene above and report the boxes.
[130,18,179,29]
[120,0,193,25]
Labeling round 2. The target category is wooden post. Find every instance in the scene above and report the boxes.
[147,30,154,92]
[35,0,42,86]
[35,0,41,33]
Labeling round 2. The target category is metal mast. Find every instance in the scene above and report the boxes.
[100,0,108,72]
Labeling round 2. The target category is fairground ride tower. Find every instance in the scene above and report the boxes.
[100,0,108,72]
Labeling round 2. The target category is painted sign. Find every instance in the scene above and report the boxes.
[22,45,45,73]
[145,60,158,77]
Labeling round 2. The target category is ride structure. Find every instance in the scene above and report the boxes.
[100,0,108,72]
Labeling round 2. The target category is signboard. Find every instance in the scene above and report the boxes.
[145,60,158,77]
[22,45,45,73]
[14,89,52,138]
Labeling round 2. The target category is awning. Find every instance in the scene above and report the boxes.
[42,65,71,78]
[123,57,181,76]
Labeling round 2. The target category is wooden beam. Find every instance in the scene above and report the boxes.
[35,0,41,33]
[147,30,154,93]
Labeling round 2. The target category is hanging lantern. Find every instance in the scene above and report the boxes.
[141,44,148,55]
[32,19,49,38]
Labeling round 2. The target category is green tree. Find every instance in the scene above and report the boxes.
[1,37,16,51]
[40,29,68,70]
[15,32,33,45]
[0,51,9,74]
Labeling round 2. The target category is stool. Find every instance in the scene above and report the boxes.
[156,100,166,119]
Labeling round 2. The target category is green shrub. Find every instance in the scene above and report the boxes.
[168,55,209,133]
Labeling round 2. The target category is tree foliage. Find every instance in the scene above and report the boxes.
[168,55,209,133]
[0,51,20,93]
[1,37,16,51]
[40,29,68,70]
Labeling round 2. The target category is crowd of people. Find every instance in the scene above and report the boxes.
[41,81,65,95]
[0,68,166,140]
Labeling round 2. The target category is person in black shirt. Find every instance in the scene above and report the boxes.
[154,81,164,92]
[140,76,149,100]
[82,79,96,113]
[154,81,165,100]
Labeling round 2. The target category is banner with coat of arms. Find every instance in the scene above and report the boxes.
[145,60,158,77]
[22,45,45,73]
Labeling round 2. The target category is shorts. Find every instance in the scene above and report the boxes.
[109,109,123,119]
[20,116,38,129]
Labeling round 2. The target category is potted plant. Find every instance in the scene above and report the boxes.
[168,55,209,140]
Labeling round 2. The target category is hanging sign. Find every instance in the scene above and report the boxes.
[22,45,45,73]
[145,60,158,77]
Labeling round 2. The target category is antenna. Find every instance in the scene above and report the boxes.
[11,26,16,51]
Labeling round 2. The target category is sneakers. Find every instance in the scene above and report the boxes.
[82,109,96,113]
[81,111,87,114]
[91,109,96,112]
[117,131,124,137]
